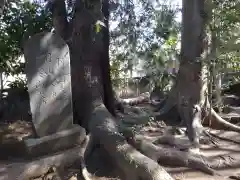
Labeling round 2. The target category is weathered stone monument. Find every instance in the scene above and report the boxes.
[23,32,85,157]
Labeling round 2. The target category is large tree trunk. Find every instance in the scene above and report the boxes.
[50,0,174,179]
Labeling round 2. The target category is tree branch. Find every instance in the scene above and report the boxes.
[0,0,6,14]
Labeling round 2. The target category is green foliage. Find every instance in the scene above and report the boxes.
[0,0,52,76]
[0,0,239,92]
[210,0,240,86]
[211,0,240,70]
[109,0,240,91]
[109,1,180,91]
[7,77,26,89]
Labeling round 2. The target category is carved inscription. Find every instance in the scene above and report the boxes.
[35,51,69,106]
[24,32,74,136]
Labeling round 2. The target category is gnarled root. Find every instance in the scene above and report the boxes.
[153,134,190,150]
[128,136,216,175]
[204,130,240,145]
[89,103,174,180]
[80,156,92,180]
[207,153,240,169]
[210,108,240,132]
[128,134,240,176]
[118,92,150,106]
[80,135,93,180]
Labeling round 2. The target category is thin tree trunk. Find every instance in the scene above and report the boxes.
[0,0,5,14]
[210,29,222,112]
[101,0,116,116]
[0,70,3,100]
[156,0,213,149]
[166,0,208,149]
[157,0,240,150]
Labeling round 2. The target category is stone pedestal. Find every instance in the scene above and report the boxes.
[23,32,86,158]
[24,125,86,158]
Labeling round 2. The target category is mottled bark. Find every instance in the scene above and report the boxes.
[0,0,5,14]
[158,0,208,149]
[157,0,240,150]
[90,104,174,180]
[49,0,174,179]
[101,0,116,116]
[130,137,216,175]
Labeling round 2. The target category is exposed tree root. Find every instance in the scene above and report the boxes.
[128,134,240,175]
[80,135,93,180]
[156,94,240,138]
[80,156,92,180]
[229,174,240,180]
[204,130,240,145]
[207,153,240,169]
[118,92,150,106]
[89,103,174,180]
[154,135,190,150]
[4,145,86,179]
[210,108,240,132]
[128,135,217,175]
[157,95,240,131]
[125,133,190,150]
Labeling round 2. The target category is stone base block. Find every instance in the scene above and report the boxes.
[24,125,86,158]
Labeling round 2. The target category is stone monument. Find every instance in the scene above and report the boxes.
[24,32,85,157]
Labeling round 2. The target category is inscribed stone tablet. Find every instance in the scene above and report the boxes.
[24,32,73,137]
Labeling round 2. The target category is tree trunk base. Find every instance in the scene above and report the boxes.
[85,97,240,179]
[88,103,174,180]
[150,87,240,176]
[14,102,240,179]
[155,88,240,139]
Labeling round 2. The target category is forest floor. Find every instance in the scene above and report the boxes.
[0,101,240,180]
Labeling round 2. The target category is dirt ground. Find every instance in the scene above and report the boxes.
[0,103,240,180]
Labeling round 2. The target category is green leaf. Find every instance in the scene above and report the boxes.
[95,20,105,33]
[95,23,101,33]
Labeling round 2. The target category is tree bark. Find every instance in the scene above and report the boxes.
[119,92,150,105]
[50,0,69,41]
[90,103,174,180]
[101,0,116,116]
[129,137,216,175]
[5,146,86,180]
[0,0,5,14]
[156,0,209,149]
[50,0,174,179]
[157,0,240,150]
[129,135,240,175]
